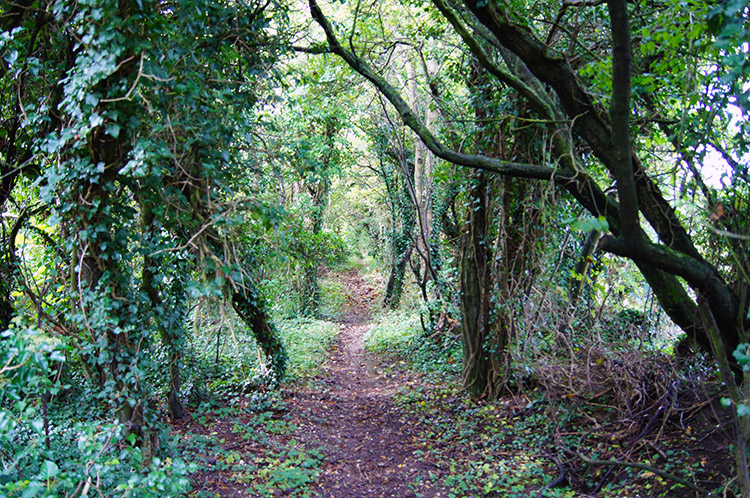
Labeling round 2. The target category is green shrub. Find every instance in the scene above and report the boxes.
[364,311,462,377]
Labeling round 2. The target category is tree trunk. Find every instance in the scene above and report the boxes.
[140,198,184,420]
[569,230,603,305]
[300,114,338,317]
[300,180,326,317]
[459,171,499,397]
[232,285,288,386]
[383,241,413,309]
[383,160,417,308]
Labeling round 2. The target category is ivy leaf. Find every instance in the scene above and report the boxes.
[733,343,750,369]
[30,419,44,434]
[105,121,121,138]
[4,49,18,67]
[21,482,43,498]
[38,460,59,480]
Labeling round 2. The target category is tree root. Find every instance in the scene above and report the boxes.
[533,454,567,498]
[571,450,713,496]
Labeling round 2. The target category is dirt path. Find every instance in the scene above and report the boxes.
[283,270,443,497]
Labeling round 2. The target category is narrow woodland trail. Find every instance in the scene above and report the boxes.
[283,270,444,497]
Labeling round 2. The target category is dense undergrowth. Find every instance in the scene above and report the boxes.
[0,266,736,498]
[363,305,734,497]
[0,280,341,498]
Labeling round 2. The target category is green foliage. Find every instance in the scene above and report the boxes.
[0,325,64,492]
[708,0,750,148]
[0,326,192,497]
[179,399,322,498]
[365,310,461,376]
[568,216,609,234]
[0,0,298,489]
[317,277,349,322]
[251,442,323,497]
[0,0,745,494]
[365,311,422,355]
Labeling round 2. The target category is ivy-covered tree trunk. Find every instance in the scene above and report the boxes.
[459,171,499,397]
[300,180,326,317]
[300,114,339,317]
[183,151,288,384]
[60,0,155,457]
[383,236,414,309]
[75,107,150,452]
[382,154,417,309]
[140,198,184,420]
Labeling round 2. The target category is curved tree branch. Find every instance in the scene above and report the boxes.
[461,0,702,260]
[307,0,742,360]
[308,0,555,181]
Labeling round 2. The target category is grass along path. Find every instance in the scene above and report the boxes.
[178,269,446,497]
[282,269,445,497]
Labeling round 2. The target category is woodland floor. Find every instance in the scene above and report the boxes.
[174,269,736,498]
[177,270,449,497]
[280,270,446,497]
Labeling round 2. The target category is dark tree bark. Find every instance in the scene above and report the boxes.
[459,170,496,397]
[232,286,288,386]
[569,230,603,305]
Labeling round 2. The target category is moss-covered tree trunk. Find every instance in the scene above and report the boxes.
[232,285,288,386]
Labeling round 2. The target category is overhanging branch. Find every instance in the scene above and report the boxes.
[308,0,555,180]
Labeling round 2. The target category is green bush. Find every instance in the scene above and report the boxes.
[364,311,462,377]
[0,326,193,498]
